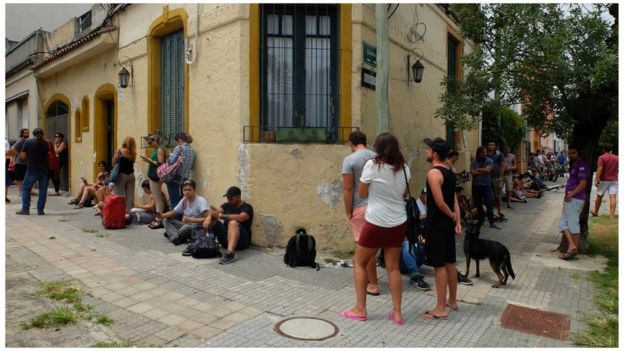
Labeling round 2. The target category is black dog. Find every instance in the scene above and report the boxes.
[463,220,515,288]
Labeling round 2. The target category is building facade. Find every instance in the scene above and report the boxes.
[31,3,477,250]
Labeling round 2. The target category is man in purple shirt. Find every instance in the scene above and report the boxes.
[558,146,588,260]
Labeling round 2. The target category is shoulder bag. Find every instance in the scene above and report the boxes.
[403,166,421,257]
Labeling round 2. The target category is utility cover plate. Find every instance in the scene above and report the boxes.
[274,317,339,341]
[500,304,570,340]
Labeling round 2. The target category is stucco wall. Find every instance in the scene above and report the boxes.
[5,68,39,140]
[37,50,119,196]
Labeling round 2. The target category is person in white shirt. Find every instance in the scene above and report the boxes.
[342,132,409,326]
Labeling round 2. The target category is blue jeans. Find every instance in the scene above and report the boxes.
[167,181,182,210]
[401,240,426,277]
[22,170,48,212]
[473,184,495,225]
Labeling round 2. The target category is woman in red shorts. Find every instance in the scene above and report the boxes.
[342,132,409,326]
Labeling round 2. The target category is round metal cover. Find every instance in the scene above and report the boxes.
[274,317,339,341]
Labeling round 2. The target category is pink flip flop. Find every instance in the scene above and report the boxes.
[341,310,367,322]
[387,312,405,326]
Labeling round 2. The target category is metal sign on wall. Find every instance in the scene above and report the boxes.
[363,42,376,66]
[361,68,376,90]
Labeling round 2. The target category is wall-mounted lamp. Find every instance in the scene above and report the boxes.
[118,56,134,88]
[407,52,425,86]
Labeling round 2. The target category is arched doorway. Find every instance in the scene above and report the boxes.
[46,100,69,191]
[94,84,117,178]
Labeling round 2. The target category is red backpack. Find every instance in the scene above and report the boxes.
[101,194,126,229]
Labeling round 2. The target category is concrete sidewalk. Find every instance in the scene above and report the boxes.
[5,184,608,347]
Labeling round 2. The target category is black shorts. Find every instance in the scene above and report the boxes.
[424,222,456,267]
[213,221,251,250]
[14,164,27,181]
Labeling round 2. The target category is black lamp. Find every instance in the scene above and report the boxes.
[118,67,131,88]
[412,60,424,83]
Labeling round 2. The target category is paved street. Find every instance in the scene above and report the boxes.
[5,184,608,347]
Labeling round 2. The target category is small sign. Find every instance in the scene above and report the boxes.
[361,68,376,90]
[363,43,376,66]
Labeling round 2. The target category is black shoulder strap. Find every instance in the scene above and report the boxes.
[402,166,412,199]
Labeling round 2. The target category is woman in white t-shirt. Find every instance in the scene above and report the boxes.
[342,132,409,326]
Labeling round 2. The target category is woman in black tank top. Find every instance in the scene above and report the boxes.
[112,137,137,213]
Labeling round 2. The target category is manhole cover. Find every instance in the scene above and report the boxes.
[274,317,339,341]
[500,304,570,340]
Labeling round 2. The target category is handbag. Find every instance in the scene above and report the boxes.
[109,150,122,184]
[147,163,160,182]
[157,149,184,183]
[403,166,421,256]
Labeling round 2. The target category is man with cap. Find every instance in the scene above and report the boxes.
[16,128,49,215]
[471,146,501,229]
[205,186,254,264]
[421,137,462,319]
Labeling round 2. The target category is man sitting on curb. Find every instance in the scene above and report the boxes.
[203,186,254,264]
[156,180,211,246]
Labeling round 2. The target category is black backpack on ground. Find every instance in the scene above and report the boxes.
[283,228,320,271]
[187,227,222,259]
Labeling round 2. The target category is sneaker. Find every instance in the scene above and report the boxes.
[458,273,473,286]
[409,276,431,291]
[37,210,45,215]
[181,248,192,256]
[490,223,501,229]
[16,210,30,215]
[218,250,237,264]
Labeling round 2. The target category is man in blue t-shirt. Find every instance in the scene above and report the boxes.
[470,146,500,229]
[16,128,49,216]
[486,140,506,220]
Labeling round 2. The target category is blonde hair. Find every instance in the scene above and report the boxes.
[122,136,137,161]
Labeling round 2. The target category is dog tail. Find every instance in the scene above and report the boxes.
[506,254,515,280]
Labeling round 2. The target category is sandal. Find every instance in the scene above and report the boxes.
[387,312,405,326]
[590,209,598,217]
[559,250,578,260]
[73,203,84,209]
[148,221,164,229]
[341,310,367,322]
[68,199,78,205]
[421,311,448,320]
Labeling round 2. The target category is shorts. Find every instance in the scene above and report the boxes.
[597,181,618,196]
[425,221,457,267]
[503,175,513,197]
[358,220,407,249]
[348,206,367,242]
[559,198,584,234]
[214,220,251,250]
[492,178,502,198]
[15,164,27,181]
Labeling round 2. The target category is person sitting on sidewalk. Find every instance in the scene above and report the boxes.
[69,161,109,208]
[400,188,431,290]
[126,179,169,225]
[203,186,254,264]
[156,180,211,245]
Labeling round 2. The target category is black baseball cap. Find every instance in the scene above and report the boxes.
[423,137,450,157]
[223,186,241,198]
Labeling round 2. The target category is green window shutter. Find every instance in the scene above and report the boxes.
[161,30,185,145]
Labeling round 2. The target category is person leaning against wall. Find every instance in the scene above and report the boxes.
[165,132,196,211]
[112,136,137,213]
[140,133,168,229]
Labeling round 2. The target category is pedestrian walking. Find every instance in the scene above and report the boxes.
[471,146,500,229]
[112,136,137,213]
[50,132,67,196]
[166,132,196,210]
[341,131,379,295]
[421,137,462,320]
[5,138,12,203]
[558,145,588,260]
[591,143,618,220]
[342,132,409,326]
[16,128,49,215]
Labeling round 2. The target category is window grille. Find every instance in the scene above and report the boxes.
[161,30,185,147]
[260,4,339,143]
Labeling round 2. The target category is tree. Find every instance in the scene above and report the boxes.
[438,4,618,251]
[481,103,526,150]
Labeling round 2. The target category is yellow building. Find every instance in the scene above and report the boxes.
[32,4,477,250]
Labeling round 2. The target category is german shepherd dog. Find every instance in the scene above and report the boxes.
[464,220,516,288]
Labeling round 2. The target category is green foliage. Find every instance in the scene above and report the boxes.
[481,102,526,149]
[440,4,617,142]
[92,340,132,348]
[599,118,618,153]
[23,306,78,329]
[95,314,114,326]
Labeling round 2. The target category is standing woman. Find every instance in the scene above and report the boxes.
[51,132,67,196]
[112,136,137,213]
[46,139,61,195]
[166,132,196,210]
[342,132,409,326]
[140,133,167,229]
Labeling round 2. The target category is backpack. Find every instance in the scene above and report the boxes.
[157,149,184,183]
[283,228,320,270]
[47,147,59,172]
[101,194,126,229]
[402,167,420,256]
[187,227,222,258]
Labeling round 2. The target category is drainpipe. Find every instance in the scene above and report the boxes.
[185,4,200,65]
[375,4,390,134]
